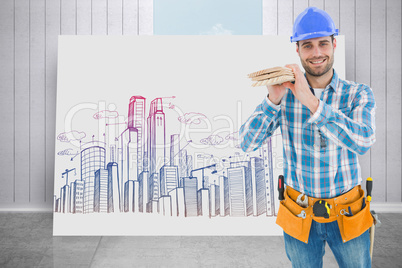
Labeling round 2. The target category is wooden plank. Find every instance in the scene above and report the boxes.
[277,0,293,36]
[138,0,153,35]
[355,0,372,188]
[370,0,387,202]
[77,0,91,35]
[262,0,277,35]
[386,0,402,202]
[61,0,76,35]
[30,0,46,204]
[339,0,355,81]
[92,0,107,35]
[45,0,61,208]
[0,0,15,204]
[324,0,340,29]
[14,0,30,204]
[123,0,138,35]
[108,0,123,35]
[309,0,324,10]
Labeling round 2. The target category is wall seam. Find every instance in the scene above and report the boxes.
[13,0,16,203]
[44,0,47,202]
[369,0,372,179]
[354,0,356,82]
[385,0,388,202]
[29,0,31,203]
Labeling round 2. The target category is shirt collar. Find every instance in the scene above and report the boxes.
[327,69,339,93]
[305,68,339,93]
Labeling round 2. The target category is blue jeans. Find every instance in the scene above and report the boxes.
[284,220,371,268]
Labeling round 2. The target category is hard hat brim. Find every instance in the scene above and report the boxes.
[291,30,339,43]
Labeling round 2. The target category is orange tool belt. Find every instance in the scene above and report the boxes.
[276,185,373,244]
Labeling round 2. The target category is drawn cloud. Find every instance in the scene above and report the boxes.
[57,131,86,143]
[200,135,224,146]
[93,110,119,119]
[178,112,207,125]
[225,131,239,141]
[57,148,75,156]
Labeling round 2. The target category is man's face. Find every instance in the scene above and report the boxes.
[296,36,336,77]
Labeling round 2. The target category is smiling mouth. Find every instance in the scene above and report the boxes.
[309,58,326,65]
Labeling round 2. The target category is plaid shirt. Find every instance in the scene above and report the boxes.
[240,70,376,198]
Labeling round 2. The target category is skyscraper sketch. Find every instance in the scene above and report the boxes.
[81,141,106,214]
[107,162,120,213]
[250,157,265,216]
[94,168,109,213]
[147,98,166,175]
[170,134,180,166]
[70,179,84,214]
[197,188,210,217]
[260,141,276,216]
[60,185,69,213]
[128,96,146,175]
[124,180,135,212]
[169,187,185,217]
[209,184,219,217]
[227,161,253,217]
[219,175,230,217]
[138,169,149,213]
[182,177,198,217]
[160,165,179,196]
[159,195,172,216]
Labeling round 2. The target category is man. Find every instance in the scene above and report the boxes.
[240,7,376,267]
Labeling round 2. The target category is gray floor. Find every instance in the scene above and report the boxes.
[0,213,401,267]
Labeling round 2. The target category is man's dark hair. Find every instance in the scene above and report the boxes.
[296,35,335,47]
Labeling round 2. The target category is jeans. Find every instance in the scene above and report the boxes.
[284,220,371,268]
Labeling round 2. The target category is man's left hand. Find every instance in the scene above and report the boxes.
[282,64,319,114]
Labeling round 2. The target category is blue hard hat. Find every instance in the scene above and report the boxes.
[291,7,339,42]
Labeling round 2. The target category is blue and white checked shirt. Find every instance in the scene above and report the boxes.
[240,70,376,198]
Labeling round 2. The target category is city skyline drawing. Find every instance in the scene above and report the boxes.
[54,95,279,220]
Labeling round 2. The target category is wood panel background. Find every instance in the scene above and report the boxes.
[0,0,153,210]
[0,0,400,210]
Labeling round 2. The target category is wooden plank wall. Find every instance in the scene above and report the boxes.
[0,0,400,210]
[263,0,401,203]
[0,0,153,210]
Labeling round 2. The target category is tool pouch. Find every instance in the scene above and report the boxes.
[276,189,313,244]
[337,190,373,242]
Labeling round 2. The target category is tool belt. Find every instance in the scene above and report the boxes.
[276,185,373,244]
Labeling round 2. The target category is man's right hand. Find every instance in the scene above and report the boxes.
[267,83,287,105]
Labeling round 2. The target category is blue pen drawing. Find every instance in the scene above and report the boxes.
[57,148,78,156]
[57,131,86,143]
[225,131,239,141]
[54,95,277,218]
[200,135,224,146]
[178,112,207,125]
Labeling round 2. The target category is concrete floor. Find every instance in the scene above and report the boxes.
[0,213,401,267]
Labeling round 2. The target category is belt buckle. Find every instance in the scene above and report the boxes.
[313,200,331,218]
